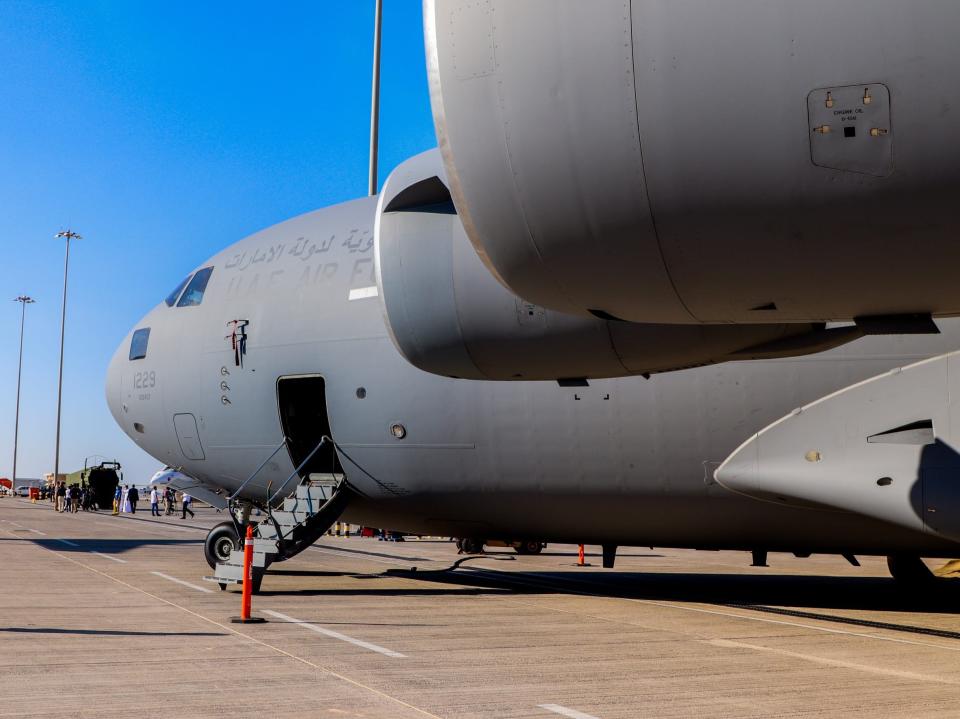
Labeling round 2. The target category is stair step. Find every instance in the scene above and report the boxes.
[271,510,313,527]
[284,496,322,512]
[292,485,335,503]
[227,548,270,567]
[286,493,334,512]
[253,538,278,553]
[257,523,279,539]
[307,472,343,487]
[212,562,245,583]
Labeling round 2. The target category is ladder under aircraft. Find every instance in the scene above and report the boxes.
[205,436,352,593]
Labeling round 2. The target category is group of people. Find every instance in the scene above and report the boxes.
[47,481,195,519]
[112,485,192,518]
[111,484,140,514]
[51,481,97,513]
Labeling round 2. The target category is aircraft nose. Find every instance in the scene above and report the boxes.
[105,333,128,427]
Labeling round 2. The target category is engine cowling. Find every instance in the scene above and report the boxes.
[375,150,860,380]
[425,0,960,324]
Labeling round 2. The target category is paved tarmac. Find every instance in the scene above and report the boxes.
[3,496,960,718]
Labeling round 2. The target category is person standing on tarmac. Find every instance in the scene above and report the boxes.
[56,482,66,512]
[112,485,121,515]
[128,485,139,513]
[150,486,160,517]
[180,492,194,519]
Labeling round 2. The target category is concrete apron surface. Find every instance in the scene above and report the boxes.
[2,497,960,718]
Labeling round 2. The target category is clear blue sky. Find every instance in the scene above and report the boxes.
[0,1,436,483]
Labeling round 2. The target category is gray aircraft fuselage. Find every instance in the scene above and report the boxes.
[106,195,960,557]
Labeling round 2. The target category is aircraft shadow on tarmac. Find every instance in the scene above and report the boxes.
[535,551,664,558]
[31,538,200,555]
[313,545,435,563]
[383,567,960,616]
[255,584,506,598]
[0,627,226,637]
[263,569,352,578]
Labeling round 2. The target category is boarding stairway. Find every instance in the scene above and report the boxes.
[205,436,353,593]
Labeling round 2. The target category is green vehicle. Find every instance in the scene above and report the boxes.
[80,461,122,510]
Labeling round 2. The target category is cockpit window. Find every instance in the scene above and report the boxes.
[164,275,191,307]
[176,267,214,307]
[129,328,150,360]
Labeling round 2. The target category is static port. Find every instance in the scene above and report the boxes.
[844,126,857,138]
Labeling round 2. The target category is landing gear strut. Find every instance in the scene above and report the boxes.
[886,554,936,586]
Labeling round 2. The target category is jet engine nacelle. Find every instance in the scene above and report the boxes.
[426,0,960,324]
[375,151,857,380]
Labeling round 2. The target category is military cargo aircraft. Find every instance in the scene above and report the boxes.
[107,1,960,591]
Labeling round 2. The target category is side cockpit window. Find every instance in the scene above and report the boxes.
[165,275,191,307]
[129,328,150,360]
[176,266,214,307]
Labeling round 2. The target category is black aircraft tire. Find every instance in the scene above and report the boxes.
[460,538,485,554]
[515,540,543,555]
[205,522,241,570]
[886,554,936,586]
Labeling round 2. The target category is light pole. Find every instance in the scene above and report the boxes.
[53,230,81,490]
[368,0,383,196]
[11,296,34,493]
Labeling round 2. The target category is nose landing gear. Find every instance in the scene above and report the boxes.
[204,521,241,569]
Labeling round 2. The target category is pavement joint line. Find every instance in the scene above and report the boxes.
[54,538,79,547]
[151,571,213,593]
[313,542,436,564]
[89,517,202,537]
[465,567,960,654]
[117,517,200,533]
[307,545,419,567]
[23,545,441,718]
[262,610,407,658]
[101,509,216,533]
[90,551,127,563]
[537,704,601,719]
[706,637,960,685]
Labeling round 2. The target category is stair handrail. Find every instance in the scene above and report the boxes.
[267,435,331,506]
[228,437,289,501]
